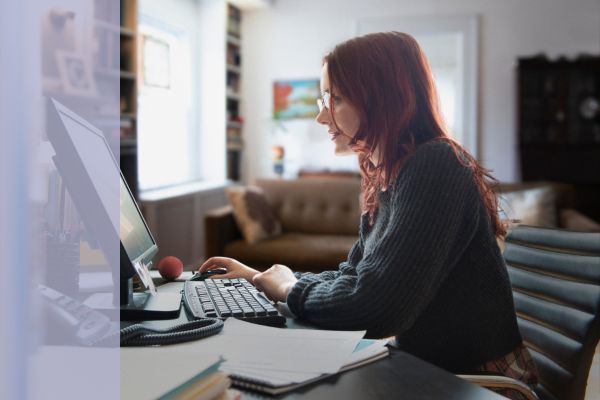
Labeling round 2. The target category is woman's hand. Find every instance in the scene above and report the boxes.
[253,264,298,303]
[198,257,260,282]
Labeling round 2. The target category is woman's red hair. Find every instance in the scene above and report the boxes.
[324,31,506,237]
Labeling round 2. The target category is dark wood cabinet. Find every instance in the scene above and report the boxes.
[517,55,600,221]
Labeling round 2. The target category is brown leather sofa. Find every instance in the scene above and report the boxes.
[205,178,598,272]
[205,178,361,271]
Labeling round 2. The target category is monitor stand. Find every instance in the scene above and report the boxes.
[120,277,181,321]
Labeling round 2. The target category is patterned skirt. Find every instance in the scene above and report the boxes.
[475,344,539,400]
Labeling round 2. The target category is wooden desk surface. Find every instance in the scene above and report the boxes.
[129,281,504,400]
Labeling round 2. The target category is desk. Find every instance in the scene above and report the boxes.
[125,281,503,400]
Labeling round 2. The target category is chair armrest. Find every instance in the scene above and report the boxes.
[204,206,242,259]
[457,374,538,400]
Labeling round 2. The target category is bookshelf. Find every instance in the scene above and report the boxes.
[226,3,243,182]
[517,55,600,221]
[90,0,138,198]
[119,0,138,198]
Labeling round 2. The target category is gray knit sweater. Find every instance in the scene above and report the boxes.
[286,141,522,372]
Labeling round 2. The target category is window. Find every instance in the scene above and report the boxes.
[137,16,198,191]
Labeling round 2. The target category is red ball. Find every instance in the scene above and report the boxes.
[157,256,183,280]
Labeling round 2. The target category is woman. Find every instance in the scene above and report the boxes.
[200,32,537,397]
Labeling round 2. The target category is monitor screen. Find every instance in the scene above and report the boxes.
[47,98,157,281]
[120,173,156,265]
[58,109,120,234]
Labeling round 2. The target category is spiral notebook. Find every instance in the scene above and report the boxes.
[221,339,390,395]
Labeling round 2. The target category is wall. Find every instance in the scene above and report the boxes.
[241,0,600,183]
[141,183,228,267]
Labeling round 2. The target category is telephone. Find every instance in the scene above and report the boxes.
[40,285,116,346]
[40,285,223,346]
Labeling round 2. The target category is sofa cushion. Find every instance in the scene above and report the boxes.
[226,186,282,244]
[498,186,557,227]
[255,178,361,236]
[223,233,357,271]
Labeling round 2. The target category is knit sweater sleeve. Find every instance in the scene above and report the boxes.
[293,234,364,281]
[286,143,482,337]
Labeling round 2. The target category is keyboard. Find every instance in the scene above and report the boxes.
[183,278,286,327]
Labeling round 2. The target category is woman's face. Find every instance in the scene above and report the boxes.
[316,63,360,156]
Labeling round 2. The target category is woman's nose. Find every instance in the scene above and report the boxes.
[315,107,330,125]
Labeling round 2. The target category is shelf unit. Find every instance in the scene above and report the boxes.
[517,55,600,221]
[119,0,139,199]
[226,3,243,182]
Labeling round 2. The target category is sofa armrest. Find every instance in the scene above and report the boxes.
[204,206,242,259]
[560,208,600,231]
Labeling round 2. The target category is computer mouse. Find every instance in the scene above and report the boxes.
[189,268,228,281]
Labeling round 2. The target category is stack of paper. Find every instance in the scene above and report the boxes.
[193,319,389,395]
[223,337,389,394]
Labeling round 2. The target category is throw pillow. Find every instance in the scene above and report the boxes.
[498,187,557,227]
[226,186,282,244]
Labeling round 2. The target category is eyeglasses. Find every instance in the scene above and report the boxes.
[317,92,340,112]
[316,92,330,112]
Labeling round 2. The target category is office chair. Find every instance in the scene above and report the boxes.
[459,225,600,400]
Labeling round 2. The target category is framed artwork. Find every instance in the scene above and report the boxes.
[56,50,97,97]
[273,79,320,120]
[142,35,170,88]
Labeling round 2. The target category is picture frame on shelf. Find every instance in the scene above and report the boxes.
[142,35,170,89]
[55,50,98,97]
[273,79,320,120]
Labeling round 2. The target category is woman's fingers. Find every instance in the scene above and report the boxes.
[251,265,297,303]
[252,272,264,290]
[207,271,234,280]
[198,257,229,272]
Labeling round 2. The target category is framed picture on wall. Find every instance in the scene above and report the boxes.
[142,35,171,89]
[273,79,320,120]
[56,50,97,97]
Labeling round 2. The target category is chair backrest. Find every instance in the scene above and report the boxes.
[504,225,600,400]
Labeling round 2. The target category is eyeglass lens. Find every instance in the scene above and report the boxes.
[317,92,331,112]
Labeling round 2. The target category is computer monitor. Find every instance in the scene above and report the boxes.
[119,169,158,278]
[46,98,181,319]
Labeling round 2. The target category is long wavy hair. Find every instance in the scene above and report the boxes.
[324,31,506,237]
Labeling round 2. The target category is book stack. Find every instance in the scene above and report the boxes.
[121,349,240,400]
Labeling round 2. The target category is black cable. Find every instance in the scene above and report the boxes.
[120,318,224,346]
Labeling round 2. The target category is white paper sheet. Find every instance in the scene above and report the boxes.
[219,338,389,385]
[167,318,365,374]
